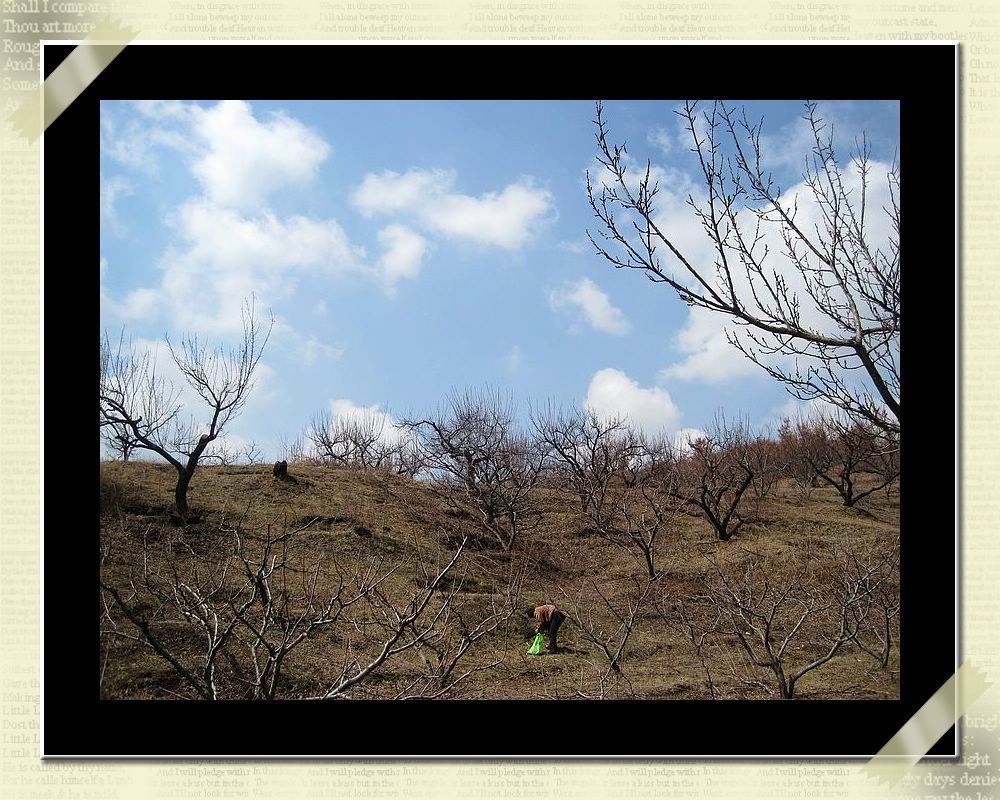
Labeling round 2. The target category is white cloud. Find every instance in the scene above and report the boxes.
[117,288,161,320]
[133,100,192,122]
[299,337,344,365]
[103,101,551,351]
[188,100,330,211]
[376,224,428,289]
[759,122,816,176]
[101,115,158,175]
[101,257,164,321]
[756,101,855,177]
[549,277,630,336]
[586,150,693,197]
[585,368,681,436]
[102,102,197,176]
[99,256,113,311]
[99,100,450,375]
[105,100,330,204]
[353,168,455,218]
[102,101,355,336]
[105,201,364,335]
[351,168,553,249]
[172,198,359,272]
[273,321,345,366]
[151,198,364,333]
[659,308,759,383]
[424,180,553,248]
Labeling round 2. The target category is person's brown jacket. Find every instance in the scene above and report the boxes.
[533,604,558,632]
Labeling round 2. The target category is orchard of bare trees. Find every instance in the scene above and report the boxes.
[99,99,902,701]
[100,376,899,700]
[98,301,899,703]
[293,393,897,544]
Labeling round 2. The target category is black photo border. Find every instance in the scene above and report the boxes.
[42,42,958,758]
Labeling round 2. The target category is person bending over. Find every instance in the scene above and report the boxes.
[527,603,566,653]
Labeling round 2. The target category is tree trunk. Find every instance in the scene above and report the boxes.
[841,472,855,506]
[775,665,793,698]
[643,549,657,579]
[879,613,892,670]
[174,469,193,519]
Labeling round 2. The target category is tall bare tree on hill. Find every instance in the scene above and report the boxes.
[99,298,272,519]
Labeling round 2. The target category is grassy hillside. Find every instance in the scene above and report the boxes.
[99,460,900,700]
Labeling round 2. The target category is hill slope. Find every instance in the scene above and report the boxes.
[99,460,900,700]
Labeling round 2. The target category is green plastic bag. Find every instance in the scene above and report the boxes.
[527,632,545,655]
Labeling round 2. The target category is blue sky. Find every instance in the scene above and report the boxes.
[100,98,899,459]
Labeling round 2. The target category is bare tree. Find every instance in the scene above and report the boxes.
[558,575,655,698]
[676,415,774,541]
[101,513,356,700]
[776,415,822,501]
[865,427,901,501]
[402,388,544,551]
[100,329,182,463]
[201,437,264,467]
[306,407,425,478]
[692,546,878,698]
[276,432,309,465]
[309,534,473,699]
[842,537,900,670]
[307,407,392,470]
[240,439,264,465]
[531,404,642,515]
[99,299,272,519]
[100,508,494,700]
[585,435,682,579]
[395,558,525,699]
[657,595,723,699]
[802,414,899,507]
[101,422,138,462]
[533,407,686,573]
[588,100,900,434]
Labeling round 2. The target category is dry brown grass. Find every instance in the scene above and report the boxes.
[99,460,900,700]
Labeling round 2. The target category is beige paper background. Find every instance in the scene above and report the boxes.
[1,3,996,797]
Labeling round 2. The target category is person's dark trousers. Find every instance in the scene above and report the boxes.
[548,611,565,652]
